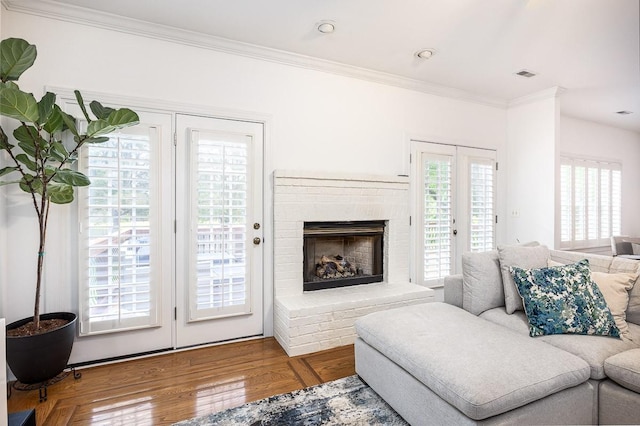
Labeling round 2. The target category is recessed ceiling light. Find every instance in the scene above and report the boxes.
[415,49,435,59]
[616,110,633,115]
[317,21,336,34]
[515,69,537,78]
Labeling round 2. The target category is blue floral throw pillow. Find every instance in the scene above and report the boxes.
[510,259,620,338]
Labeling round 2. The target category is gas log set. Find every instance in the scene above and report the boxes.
[315,255,362,279]
[303,220,385,291]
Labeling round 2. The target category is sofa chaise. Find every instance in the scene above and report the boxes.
[354,246,640,424]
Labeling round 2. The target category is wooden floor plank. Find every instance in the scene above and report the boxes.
[7,338,355,425]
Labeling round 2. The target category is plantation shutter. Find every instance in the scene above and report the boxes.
[421,153,454,283]
[187,129,251,321]
[78,124,163,335]
[560,157,622,249]
[468,158,495,252]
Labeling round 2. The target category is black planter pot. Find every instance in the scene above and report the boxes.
[6,312,77,385]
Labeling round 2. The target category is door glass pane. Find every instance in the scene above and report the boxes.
[560,163,573,242]
[422,156,452,282]
[190,131,250,320]
[469,160,494,252]
[80,127,159,334]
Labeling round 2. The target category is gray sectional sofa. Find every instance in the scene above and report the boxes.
[354,247,640,424]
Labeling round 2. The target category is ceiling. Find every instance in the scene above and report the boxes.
[6,0,640,132]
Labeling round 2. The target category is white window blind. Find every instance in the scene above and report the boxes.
[468,159,495,252]
[421,154,453,282]
[78,125,162,335]
[188,130,251,321]
[560,157,621,249]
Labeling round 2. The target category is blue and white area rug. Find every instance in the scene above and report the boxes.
[174,375,408,425]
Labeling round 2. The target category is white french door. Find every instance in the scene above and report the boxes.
[175,114,264,348]
[76,109,174,362]
[411,141,497,287]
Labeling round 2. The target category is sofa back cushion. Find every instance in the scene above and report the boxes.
[462,250,504,315]
[549,250,612,272]
[610,257,640,325]
[498,244,550,314]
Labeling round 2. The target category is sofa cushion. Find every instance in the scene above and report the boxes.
[462,250,504,315]
[480,307,640,379]
[610,257,640,326]
[591,271,637,340]
[355,302,590,420]
[511,259,620,338]
[498,244,549,314]
[549,249,612,272]
[604,348,640,393]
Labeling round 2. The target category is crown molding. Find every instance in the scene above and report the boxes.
[508,86,567,108]
[3,0,508,109]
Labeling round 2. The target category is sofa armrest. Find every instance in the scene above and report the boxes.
[444,274,463,308]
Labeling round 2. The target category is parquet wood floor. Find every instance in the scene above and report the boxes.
[7,338,356,425]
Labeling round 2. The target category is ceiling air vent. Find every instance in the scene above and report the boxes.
[515,69,537,78]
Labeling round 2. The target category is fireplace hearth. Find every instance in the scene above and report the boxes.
[303,221,384,291]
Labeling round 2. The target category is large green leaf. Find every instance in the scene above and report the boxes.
[43,105,64,134]
[15,153,37,171]
[37,92,56,125]
[50,141,69,162]
[84,136,110,144]
[0,81,19,90]
[0,38,37,82]
[108,108,139,128]
[0,87,39,123]
[0,179,20,186]
[89,101,115,120]
[0,166,18,177]
[86,119,116,137]
[58,110,79,137]
[74,90,91,122]
[17,141,37,158]
[19,174,42,194]
[48,182,74,204]
[13,125,42,147]
[53,169,90,186]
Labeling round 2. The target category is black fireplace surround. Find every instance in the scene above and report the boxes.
[303,220,385,291]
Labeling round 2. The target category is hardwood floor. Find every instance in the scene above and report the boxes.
[7,338,356,425]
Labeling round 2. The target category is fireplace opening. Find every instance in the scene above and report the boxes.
[303,221,385,291]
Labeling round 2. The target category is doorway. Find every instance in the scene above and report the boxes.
[411,141,497,287]
[175,114,264,348]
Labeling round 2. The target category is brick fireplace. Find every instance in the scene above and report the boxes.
[273,170,434,356]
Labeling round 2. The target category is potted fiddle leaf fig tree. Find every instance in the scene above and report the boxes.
[0,37,139,384]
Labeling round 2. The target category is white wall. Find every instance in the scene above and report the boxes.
[1,10,507,361]
[559,116,640,240]
[506,91,560,247]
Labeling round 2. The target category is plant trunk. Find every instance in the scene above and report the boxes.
[34,196,49,330]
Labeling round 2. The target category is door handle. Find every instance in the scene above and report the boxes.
[453,229,458,236]
[253,237,261,245]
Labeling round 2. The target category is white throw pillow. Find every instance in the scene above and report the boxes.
[591,271,637,340]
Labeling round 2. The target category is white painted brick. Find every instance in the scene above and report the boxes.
[288,313,332,327]
[273,171,433,356]
[290,333,325,346]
